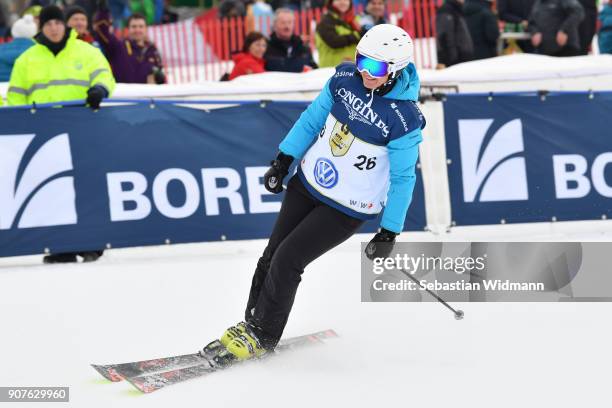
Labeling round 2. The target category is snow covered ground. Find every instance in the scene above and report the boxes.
[1,222,611,407]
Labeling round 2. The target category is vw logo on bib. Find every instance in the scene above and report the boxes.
[314,158,338,189]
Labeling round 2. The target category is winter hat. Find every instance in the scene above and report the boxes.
[65,5,87,22]
[11,15,38,39]
[39,5,65,28]
[23,5,42,18]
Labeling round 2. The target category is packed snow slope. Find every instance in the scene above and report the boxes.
[1,222,611,408]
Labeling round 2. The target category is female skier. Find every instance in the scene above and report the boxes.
[212,24,426,361]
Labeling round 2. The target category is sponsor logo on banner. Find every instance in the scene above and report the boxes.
[106,167,281,222]
[0,133,77,229]
[552,153,612,199]
[314,158,338,189]
[458,119,528,202]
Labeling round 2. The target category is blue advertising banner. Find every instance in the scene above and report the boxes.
[443,92,612,226]
[0,102,426,257]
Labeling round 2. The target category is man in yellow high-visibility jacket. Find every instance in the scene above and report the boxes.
[7,5,115,108]
[8,6,115,264]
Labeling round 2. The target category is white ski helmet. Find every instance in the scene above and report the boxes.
[356,24,414,76]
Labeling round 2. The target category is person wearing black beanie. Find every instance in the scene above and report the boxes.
[38,4,65,30]
[36,5,70,56]
[66,5,87,22]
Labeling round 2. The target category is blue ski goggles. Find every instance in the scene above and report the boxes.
[355,52,390,78]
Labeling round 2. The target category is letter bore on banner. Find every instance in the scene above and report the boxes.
[245,166,281,214]
[552,155,591,199]
[152,168,200,218]
[591,153,612,198]
[201,168,246,216]
[107,172,152,221]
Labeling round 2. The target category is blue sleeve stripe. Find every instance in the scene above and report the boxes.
[279,79,334,159]
[380,128,422,233]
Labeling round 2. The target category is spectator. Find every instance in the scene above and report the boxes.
[22,5,42,24]
[0,15,36,82]
[464,0,500,60]
[129,0,154,25]
[66,5,97,44]
[358,0,386,32]
[229,31,267,80]
[218,0,246,18]
[352,0,368,11]
[315,0,361,68]
[249,0,274,33]
[108,0,129,27]
[73,0,98,21]
[599,0,612,54]
[0,3,7,37]
[264,8,317,72]
[26,0,55,6]
[497,0,535,29]
[497,0,535,52]
[269,0,303,11]
[577,0,597,54]
[93,0,165,83]
[160,0,177,24]
[154,0,163,23]
[309,0,326,8]
[29,0,55,9]
[7,5,115,263]
[8,6,115,109]
[435,0,474,68]
[528,0,584,56]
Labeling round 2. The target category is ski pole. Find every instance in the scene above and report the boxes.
[398,268,465,320]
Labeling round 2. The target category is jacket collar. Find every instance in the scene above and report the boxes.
[270,32,300,48]
[35,28,76,56]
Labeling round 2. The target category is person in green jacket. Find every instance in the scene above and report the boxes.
[7,5,115,108]
[315,0,362,68]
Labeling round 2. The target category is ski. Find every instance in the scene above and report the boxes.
[92,352,207,382]
[91,329,337,383]
[125,329,338,393]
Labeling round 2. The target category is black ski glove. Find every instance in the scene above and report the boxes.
[86,85,108,110]
[152,67,166,84]
[264,152,294,194]
[365,228,398,260]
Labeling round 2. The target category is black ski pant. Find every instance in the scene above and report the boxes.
[245,175,364,348]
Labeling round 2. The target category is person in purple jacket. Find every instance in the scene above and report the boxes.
[93,0,165,84]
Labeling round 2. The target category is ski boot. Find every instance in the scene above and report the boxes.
[198,322,247,360]
[43,253,77,264]
[80,250,104,263]
[220,321,247,347]
[223,323,268,362]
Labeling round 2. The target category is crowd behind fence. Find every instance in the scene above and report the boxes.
[0,0,444,84]
[1,0,608,87]
[109,0,443,84]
